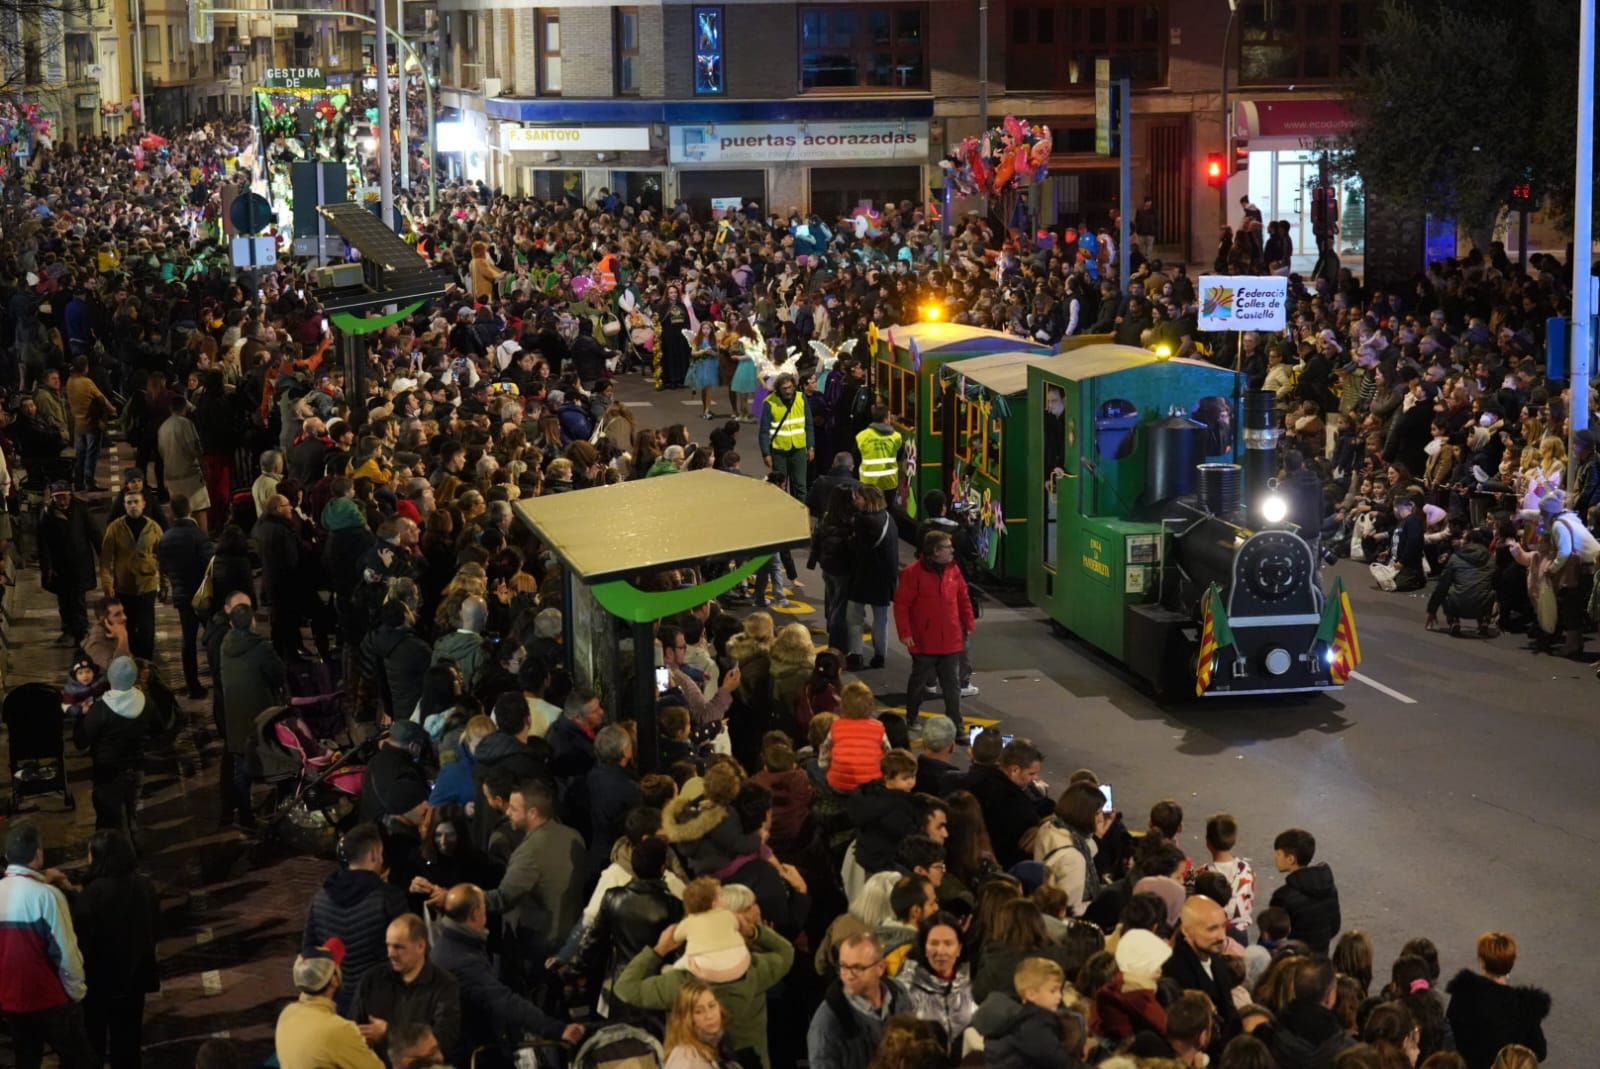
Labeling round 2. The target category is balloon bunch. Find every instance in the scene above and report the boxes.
[850,206,883,239]
[940,114,1053,197]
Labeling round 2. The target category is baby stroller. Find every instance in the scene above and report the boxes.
[252,704,370,833]
[2,682,76,815]
[285,656,348,744]
[482,1025,662,1069]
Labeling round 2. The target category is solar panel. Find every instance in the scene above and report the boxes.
[316,202,427,273]
[313,202,454,314]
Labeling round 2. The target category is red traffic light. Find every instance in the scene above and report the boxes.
[1205,153,1226,187]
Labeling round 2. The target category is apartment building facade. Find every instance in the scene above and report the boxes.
[429,0,1378,264]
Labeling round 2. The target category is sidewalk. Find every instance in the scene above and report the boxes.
[2,438,306,1065]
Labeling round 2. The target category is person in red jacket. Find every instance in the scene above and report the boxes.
[893,531,975,734]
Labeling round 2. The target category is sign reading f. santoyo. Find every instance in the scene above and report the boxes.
[1197,274,1288,332]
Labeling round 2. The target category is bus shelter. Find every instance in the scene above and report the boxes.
[514,468,810,770]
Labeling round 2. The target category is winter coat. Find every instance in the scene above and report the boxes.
[301,867,409,1014]
[219,626,287,754]
[1445,969,1550,1069]
[613,922,795,1069]
[965,764,1052,870]
[806,979,913,1069]
[1263,998,1358,1069]
[210,548,255,611]
[973,940,1081,1008]
[847,781,921,874]
[360,623,431,721]
[750,767,814,855]
[358,744,431,822]
[252,512,301,603]
[725,853,811,938]
[662,792,762,876]
[584,761,643,876]
[430,916,567,1067]
[157,517,213,605]
[972,991,1082,1069]
[892,558,975,656]
[350,960,462,1062]
[485,819,586,951]
[1163,936,1239,1029]
[547,714,598,781]
[39,500,100,594]
[100,514,164,595]
[897,960,977,1044]
[321,497,375,600]
[914,753,961,798]
[1268,863,1342,954]
[74,686,169,781]
[158,414,207,505]
[432,630,491,689]
[1428,541,1496,619]
[0,864,86,1013]
[847,510,899,605]
[1092,973,1168,1041]
[577,876,685,1000]
[73,871,160,999]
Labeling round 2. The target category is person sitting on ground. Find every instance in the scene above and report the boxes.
[1445,931,1550,1069]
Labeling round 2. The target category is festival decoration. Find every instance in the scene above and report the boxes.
[940,114,1054,231]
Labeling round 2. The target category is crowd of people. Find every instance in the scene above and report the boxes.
[0,112,1581,1069]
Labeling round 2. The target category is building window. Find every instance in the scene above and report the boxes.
[1007,2,1165,92]
[615,6,639,95]
[440,13,454,83]
[143,24,159,64]
[461,12,480,89]
[537,9,561,95]
[693,6,723,95]
[1239,0,1379,84]
[799,4,926,91]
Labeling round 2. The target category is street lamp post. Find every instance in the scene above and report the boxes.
[1572,0,1594,450]
[374,0,393,229]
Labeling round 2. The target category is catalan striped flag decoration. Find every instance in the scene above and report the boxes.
[1195,583,1235,696]
[1315,576,1361,684]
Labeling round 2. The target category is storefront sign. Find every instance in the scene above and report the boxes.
[670,120,929,164]
[1197,275,1288,332]
[504,126,651,153]
[264,67,326,89]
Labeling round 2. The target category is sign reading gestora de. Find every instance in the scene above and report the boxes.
[1197,275,1289,332]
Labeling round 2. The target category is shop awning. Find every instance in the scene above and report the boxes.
[514,468,810,584]
[1234,99,1357,147]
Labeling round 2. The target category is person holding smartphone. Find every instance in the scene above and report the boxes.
[1032,781,1115,917]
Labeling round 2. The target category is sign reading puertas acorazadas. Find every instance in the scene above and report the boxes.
[1197,275,1288,332]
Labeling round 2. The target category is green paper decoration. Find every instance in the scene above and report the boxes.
[330,301,424,335]
[590,555,772,622]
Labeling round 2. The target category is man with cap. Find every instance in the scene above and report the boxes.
[38,480,100,647]
[275,937,384,1069]
[358,719,434,825]
[72,655,171,844]
[303,823,410,1019]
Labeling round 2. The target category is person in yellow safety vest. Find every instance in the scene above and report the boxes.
[856,403,903,492]
[759,373,813,501]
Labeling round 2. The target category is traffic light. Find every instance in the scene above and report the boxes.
[1509,181,1534,209]
[1232,140,1250,177]
[1205,153,1226,188]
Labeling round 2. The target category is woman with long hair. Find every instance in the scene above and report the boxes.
[687,321,722,419]
[942,790,1000,901]
[629,428,660,480]
[1361,1002,1421,1069]
[846,485,898,670]
[662,978,740,1069]
[72,829,160,1069]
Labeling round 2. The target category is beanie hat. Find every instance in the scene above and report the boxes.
[292,938,346,992]
[106,656,138,692]
[1134,876,1187,928]
[1115,928,1173,980]
[388,718,426,748]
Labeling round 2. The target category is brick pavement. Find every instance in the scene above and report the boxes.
[1,438,322,1067]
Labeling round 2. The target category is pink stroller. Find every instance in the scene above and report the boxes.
[253,705,370,831]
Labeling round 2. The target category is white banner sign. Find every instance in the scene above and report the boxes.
[670,120,929,165]
[1197,275,1288,332]
[503,126,651,153]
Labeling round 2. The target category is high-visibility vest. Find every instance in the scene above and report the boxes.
[767,393,808,452]
[857,426,903,488]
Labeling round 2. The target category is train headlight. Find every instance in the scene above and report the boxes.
[1260,494,1288,525]
[1264,647,1293,675]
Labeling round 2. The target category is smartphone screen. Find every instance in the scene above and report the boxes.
[1100,784,1114,813]
[654,666,670,694]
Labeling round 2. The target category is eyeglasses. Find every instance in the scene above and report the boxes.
[839,960,883,975]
